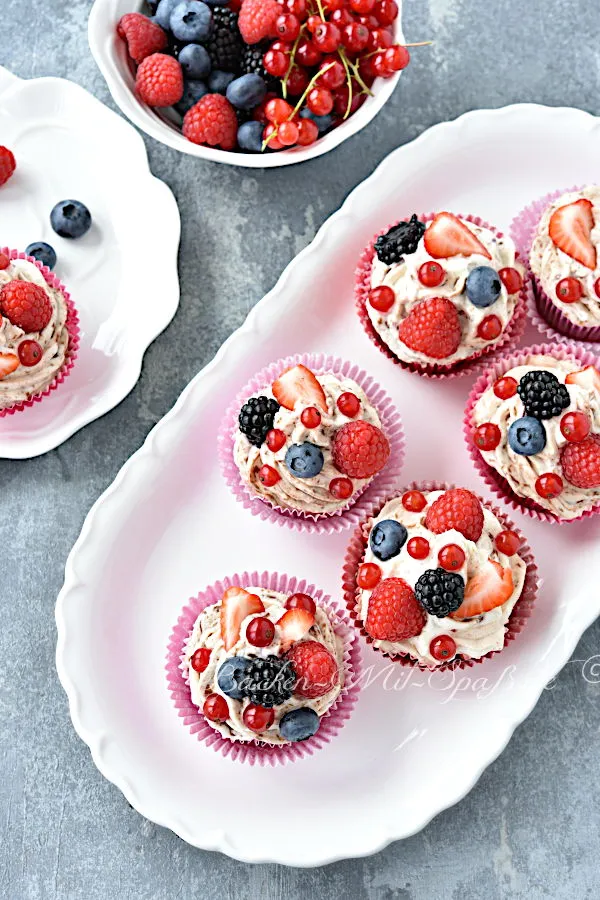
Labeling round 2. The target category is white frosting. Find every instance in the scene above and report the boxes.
[369,218,523,365]
[184,588,344,744]
[0,258,69,409]
[234,372,382,514]
[473,354,600,519]
[530,186,600,326]
[358,491,526,666]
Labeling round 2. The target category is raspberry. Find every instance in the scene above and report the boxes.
[560,434,600,488]
[136,53,183,108]
[332,420,390,479]
[365,578,426,642]
[425,488,484,543]
[398,296,461,360]
[0,146,16,187]
[183,94,238,150]
[285,640,339,699]
[0,281,52,333]
[238,0,280,44]
[117,13,167,63]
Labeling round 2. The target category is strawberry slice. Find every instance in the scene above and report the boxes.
[450,559,514,619]
[423,212,492,260]
[0,352,19,378]
[272,365,327,413]
[220,587,265,650]
[548,199,597,269]
[277,607,315,651]
[565,365,600,394]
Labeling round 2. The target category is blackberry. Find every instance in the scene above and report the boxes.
[517,370,570,420]
[238,395,280,446]
[374,214,426,266]
[415,568,464,618]
[241,43,278,90]
[236,108,253,126]
[243,657,296,708]
[205,8,244,74]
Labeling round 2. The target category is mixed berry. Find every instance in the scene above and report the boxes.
[547,198,597,301]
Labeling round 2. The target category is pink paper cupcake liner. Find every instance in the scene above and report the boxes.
[0,247,80,417]
[342,480,539,671]
[510,186,600,344]
[464,342,600,523]
[355,213,529,380]
[218,353,405,534]
[166,570,362,766]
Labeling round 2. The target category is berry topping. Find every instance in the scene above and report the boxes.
[206,7,244,73]
[474,423,501,451]
[365,577,426,641]
[238,0,280,44]
[556,277,584,303]
[217,656,253,698]
[398,296,461,360]
[25,242,57,271]
[183,94,238,149]
[498,267,524,294]
[368,285,395,312]
[243,656,296,706]
[277,607,315,650]
[560,434,600,488]
[220,586,265,650]
[566,365,600,393]
[374,215,426,266]
[494,376,518,400]
[369,519,408,561]
[418,261,445,287]
[279,707,320,742]
[560,411,590,442]
[117,12,168,63]
[0,281,52,333]
[239,395,280,446]
[517,370,570,420]
[438,544,465,571]
[423,212,492,260]
[0,353,19,378]
[136,53,184,107]
[0,254,9,270]
[246,616,275,647]
[415,568,464,617]
[258,464,280,486]
[266,428,286,451]
[285,640,339,698]
[402,490,427,512]
[203,693,229,722]
[272,364,327,412]
[17,340,42,367]
[50,199,92,239]
[508,416,546,456]
[285,442,324,478]
[425,488,484,543]
[465,266,502,308]
[0,146,16,187]
[430,635,456,661]
[285,592,317,615]
[301,406,321,428]
[191,647,211,673]
[336,391,360,418]
[549,198,597,270]
[332,420,390,479]
[536,472,564,499]
[477,315,503,341]
[243,704,275,732]
[495,530,522,556]
[329,476,353,499]
[407,536,430,560]
[357,562,382,589]
[451,559,513,619]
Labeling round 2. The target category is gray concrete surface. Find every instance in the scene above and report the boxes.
[1,0,600,896]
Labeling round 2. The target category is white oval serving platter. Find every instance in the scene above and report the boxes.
[56,104,600,866]
[0,65,180,458]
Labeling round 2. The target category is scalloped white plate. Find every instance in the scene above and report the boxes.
[57,104,600,866]
[0,65,180,458]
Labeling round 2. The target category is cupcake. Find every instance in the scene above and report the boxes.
[356,211,527,375]
[468,347,600,521]
[0,249,78,414]
[219,354,404,529]
[167,573,361,764]
[343,485,536,669]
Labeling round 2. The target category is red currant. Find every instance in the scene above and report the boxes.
[0,253,9,270]
[296,117,319,145]
[246,616,275,647]
[495,530,521,556]
[265,97,293,124]
[384,45,410,71]
[474,423,501,451]
[296,38,322,67]
[374,0,398,25]
[263,123,284,150]
[372,52,394,77]
[191,648,211,673]
[498,267,523,294]
[556,277,583,303]
[407,536,430,560]
[418,261,445,287]
[595,277,600,299]
[323,0,344,11]
[285,0,307,16]
[275,12,300,40]
[278,120,299,146]
[350,0,375,12]
[330,7,353,27]
[333,83,363,116]
[270,40,291,53]
[477,315,503,341]
[286,65,309,95]
[319,57,345,89]
[264,49,289,77]
[368,285,395,312]
[337,392,360,417]
[367,27,393,52]
[493,376,518,400]
[203,693,229,722]
[307,87,333,115]
[342,22,370,53]
[243,704,275,732]
[258,464,280,486]
[560,411,590,442]
[357,562,382,589]
[17,339,42,367]
[306,14,323,32]
[438,544,465,571]
[266,428,286,452]
[314,21,341,52]
[536,472,563,499]
[402,490,426,512]
[357,13,379,28]
[329,476,353,499]
[286,592,317,615]
[430,635,456,662]
[301,406,321,428]
[253,93,277,124]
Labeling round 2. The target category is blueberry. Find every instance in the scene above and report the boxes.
[369,519,408,561]
[208,70,236,94]
[175,79,208,115]
[50,200,92,239]
[154,0,179,29]
[25,241,57,270]
[299,108,333,134]
[216,656,252,700]
[279,707,320,742]
[285,442,324,479]
[170,1,212,42]
[178,44,211,79]
[508,416,547,456]
[237,120,264,153]
[226,74,266,110]
[466,266,502,308]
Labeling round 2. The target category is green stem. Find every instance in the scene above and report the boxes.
[282,30,303,100]
[339,48,373,98]
[338,49,353,119]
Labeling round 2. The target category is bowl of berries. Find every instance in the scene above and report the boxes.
[89,0,418,166]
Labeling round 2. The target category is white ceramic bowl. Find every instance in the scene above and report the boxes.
[88,0,405,167]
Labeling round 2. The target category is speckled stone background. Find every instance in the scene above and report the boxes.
[2,0,600,896]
